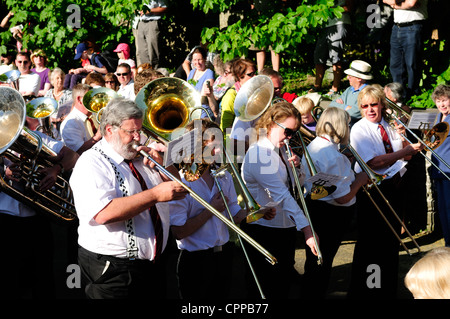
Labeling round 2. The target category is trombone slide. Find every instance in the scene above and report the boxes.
[134,145,278,265]
[284,139,323,265]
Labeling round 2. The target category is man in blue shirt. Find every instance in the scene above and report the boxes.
[329,60,372,126]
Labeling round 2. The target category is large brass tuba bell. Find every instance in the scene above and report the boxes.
[135,77,202,143]
[233,75,274,122]
[0,87,76,222]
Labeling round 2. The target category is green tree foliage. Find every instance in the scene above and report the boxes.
[193,0,343,62]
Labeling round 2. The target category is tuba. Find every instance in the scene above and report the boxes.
[0,87,76,222]
[234,75,274,122]
[135,77,202,144]
[25,96,58,138]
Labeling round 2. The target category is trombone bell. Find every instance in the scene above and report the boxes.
[424,121,449,150]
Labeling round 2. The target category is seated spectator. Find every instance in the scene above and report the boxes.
[64,42,108,89]
[173,43,216,80]
[44,67,73,128]
[134,68,164,95]
[15,51,40,98]
[85,72,105,88]
[137,62,152,74]
[104,72,120,91]
[293,95,317,132]
[113,43,136,78]
[328,60,372,127]
[116,63,135,100]
[0,51,16,74]
[30,49,51,96]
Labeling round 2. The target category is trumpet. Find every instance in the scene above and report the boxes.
[385,98,450,180]
[284,138,323,265]
[134,145,278,265]
[344,143,420,255]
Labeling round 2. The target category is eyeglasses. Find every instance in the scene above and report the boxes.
[274,121,296,138]
[116,72,129,76]
[360,102,379,109]
[119,127,142,136]
[246,71,256,77]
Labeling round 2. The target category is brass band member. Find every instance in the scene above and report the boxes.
[241,101,319,299]
[347,84,423,299]
[168,119,275,299]
[70,98,187,299]
[0,131,78,299]
[301,106,369,299]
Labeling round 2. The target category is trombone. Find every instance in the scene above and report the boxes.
[210,165,266,299]
[284,138,323,265]
[385,98,450,180]
[133,78,278,265]
[345,143,421,255]
[134,145,278,265]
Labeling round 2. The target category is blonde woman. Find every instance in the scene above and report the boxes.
[405,247,450,299]
[45,67,73,131]
[301,106,369,298]
[31,49,51,96]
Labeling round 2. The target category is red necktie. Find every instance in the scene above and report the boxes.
[378,124,393,154]
[86,117,98,135]
[126,160,163,261]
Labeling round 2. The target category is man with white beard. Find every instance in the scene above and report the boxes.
[70,97,187,299]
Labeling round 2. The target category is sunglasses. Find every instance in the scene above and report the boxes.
[274,121,296,138]
[360,102,379,109]
[105,81,116,84]
[246,71,256,77]
[116,72,129,76]
[16,60,29,64]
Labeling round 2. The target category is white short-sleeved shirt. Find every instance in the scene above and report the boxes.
[350,117,407,178]
[117,80,135,101]
[69,138,170,260]
[19,72,41,96]
[241,136,309,230]
[169,170,241,251]
[60,107,91,152]
[0,131,64,217]
[303,135,356,206]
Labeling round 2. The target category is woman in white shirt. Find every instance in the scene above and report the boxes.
[241,101,318,299]
[301,106,369,298]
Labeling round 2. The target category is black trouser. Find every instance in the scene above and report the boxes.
[240,223,297,299]
[348,177,403,299]
[176,242,234,299]
[0,213,54,299]
[303,197,356,299]
[78,246,166,299]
